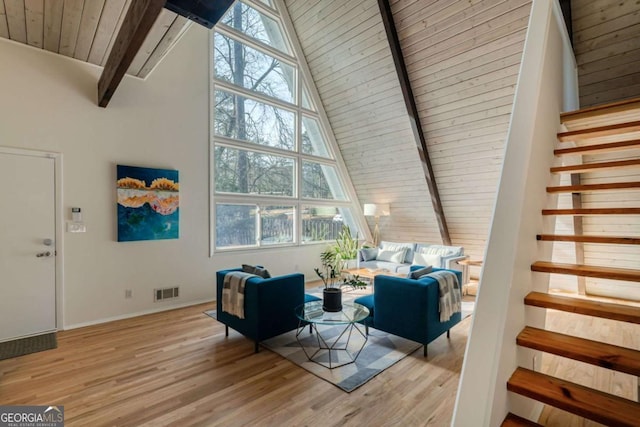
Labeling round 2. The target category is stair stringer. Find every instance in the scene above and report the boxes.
[452,1,579,425]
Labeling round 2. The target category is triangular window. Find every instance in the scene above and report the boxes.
[211,0,363,251]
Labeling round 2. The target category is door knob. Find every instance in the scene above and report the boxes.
[36,251,52,258]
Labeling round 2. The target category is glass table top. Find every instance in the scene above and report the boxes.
[295,301,369,325]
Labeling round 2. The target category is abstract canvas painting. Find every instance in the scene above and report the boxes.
[117,165,179,242]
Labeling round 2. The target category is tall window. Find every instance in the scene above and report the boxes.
[212,0,362,251]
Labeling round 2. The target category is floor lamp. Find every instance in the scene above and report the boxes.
[363,203,390,247]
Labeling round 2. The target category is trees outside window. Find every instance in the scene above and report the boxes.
[212,0,361,250]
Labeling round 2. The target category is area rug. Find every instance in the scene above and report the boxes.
[262,325,421,392]
[0,333,57,361]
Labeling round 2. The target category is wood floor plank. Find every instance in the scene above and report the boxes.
[0,303,472,426]
[517,326,640,376]
[524,292,640,324]
[531,261,640,282]
[507,367,640,427]
[502,412,544,426]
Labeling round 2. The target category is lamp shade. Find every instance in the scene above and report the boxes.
[363,203,390,217]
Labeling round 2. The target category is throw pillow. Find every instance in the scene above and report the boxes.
[408,266,433,279]
[360,247,378,261]
[377,247,408,263]
[413,252,441,268]
[253,266,271,279]
[241,264,271,278]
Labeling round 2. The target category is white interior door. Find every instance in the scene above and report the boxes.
[0,152,56,342]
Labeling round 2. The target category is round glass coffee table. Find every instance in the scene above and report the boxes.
[294,301,370,369]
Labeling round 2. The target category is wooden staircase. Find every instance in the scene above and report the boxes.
[501,97,640,426]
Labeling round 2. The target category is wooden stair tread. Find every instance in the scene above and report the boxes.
[550,159,640,174]
[557,120,640,141]
[517,326,640,376]
[524,292,640,324]
[554,139,640,156]
[561,98,640,123]
[507,367,640,427]
[547,181,640,193]
[542,208,640,216]
[537,234,640,244]
[531,261,640,282]
[501,413,543,427]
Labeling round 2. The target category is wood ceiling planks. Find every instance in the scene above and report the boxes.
[0,0,191,78]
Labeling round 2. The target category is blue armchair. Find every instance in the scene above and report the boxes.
[353,267,463,357]
[216,268,317,353]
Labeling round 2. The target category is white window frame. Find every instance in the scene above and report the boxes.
[209,0,370,255]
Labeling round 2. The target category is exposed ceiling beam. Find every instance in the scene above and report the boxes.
[97,0,166,108]
[377,0,452,245]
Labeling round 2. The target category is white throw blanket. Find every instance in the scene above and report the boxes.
[426,270,462,322]
[222,272,255,319]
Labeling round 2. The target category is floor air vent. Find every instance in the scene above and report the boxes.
[154,287,179,302]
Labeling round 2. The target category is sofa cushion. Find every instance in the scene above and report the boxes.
[360,247,378,261]
[412,253,442,268]
[377,246,408,263]
[408,266,433,279]
[380,241,415,263]
[359,260,406,272]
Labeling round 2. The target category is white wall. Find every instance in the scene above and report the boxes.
[0,26,326,329]
[453,1,578,425]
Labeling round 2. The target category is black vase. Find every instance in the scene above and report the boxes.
[323,288,342,312]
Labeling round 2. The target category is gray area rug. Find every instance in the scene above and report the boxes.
[262,325,421,392]
[0,333,57,361]
[204,287,475,393]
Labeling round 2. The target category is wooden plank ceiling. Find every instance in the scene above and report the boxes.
[0,0,190,78]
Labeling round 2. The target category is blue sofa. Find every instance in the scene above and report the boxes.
[353,267,463,357]
[216,268,319,353]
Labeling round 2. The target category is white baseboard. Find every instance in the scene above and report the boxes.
[63,298,215,330]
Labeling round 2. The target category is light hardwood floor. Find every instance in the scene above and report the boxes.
[0,303,471,426]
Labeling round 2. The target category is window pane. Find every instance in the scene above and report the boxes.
[220,2,290,54]
[214,33,295,103]
[216,204,257,248]
[301,83,314,110]
[302,161,346,200]
[215,89,294,150]
[302,207,359,242]
[215,146,295,196]
[261,205,294,245]
[301,116,331,158]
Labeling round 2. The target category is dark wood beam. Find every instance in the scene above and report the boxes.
[97,0,167,108]
[377,0,451,245]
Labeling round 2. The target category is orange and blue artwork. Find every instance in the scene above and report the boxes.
[117,165,179,242]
